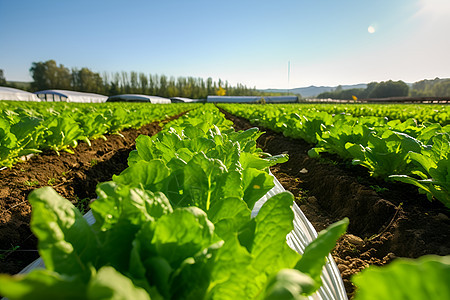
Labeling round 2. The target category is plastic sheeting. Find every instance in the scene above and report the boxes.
[106,94,171,104]
[207,95,299,103]
[253,173,348,300]
[170,97,198,103]
[34,90,108,103]
[18,174,347,300]
[207,96,261,103]
[0,86,40,101]
[265,96,298,103]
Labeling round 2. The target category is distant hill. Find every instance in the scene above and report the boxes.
[262,83,368,98]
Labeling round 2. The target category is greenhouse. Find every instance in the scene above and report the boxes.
[34,90,108,103]
[207,95,299,103]
[0,86,40,101]
[170,97,198,103]
[106,94,171,104]
[207,96,261,103]
[264,96,299,103]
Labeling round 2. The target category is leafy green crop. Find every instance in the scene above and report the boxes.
[0,101,193,167]
[0,105,348,300]
[221,103,450,208]
[352,255,450,300]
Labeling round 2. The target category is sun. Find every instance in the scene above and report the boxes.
[368,26,376,34]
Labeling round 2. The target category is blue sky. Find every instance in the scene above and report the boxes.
[1,0,449,89]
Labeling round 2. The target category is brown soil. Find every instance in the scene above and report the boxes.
[0,113,186,274]
[220,108,450,299]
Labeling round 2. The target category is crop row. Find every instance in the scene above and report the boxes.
[220,104,450,208]
[0,104,349,299]
[295,103,449,126]
[0,101,194,168]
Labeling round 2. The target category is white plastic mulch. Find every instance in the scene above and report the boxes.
[18,173,348,300]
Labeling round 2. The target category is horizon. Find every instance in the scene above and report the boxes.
[1,0,449,89]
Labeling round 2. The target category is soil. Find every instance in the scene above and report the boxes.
[0,112,186,275]
[220,108,450,299]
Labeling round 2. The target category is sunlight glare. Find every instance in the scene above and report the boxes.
[368,26,376,34]
[417,0,450,16]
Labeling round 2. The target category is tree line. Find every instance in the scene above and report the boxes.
[2,60,287,99]
[317,80,410,100]
[410,78,450,97]
[317,78,450,100]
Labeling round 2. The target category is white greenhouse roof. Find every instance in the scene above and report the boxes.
[207,96,261,103]
[170,97,197,103]
[207,95,299,103]
[0,86,40,101]
[34,90,108,103]
[107,94,171,104]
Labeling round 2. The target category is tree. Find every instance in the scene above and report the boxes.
[0,69,6,85]
[139,73,148,94]
[72,67,103,93]
[159,75,168,97]
[130,71,138,93]
[206,77,213,95]
[432,80,450,97]
[368,80,409,98]
[120,71,130,93]
[30,60,71,91]
[410,78,450,97]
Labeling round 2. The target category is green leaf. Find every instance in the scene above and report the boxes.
[353,255,450,300]
[206,235,254,299]
[130,135,156,164]
[242,168,275,210]
[0,269,86,299]
[92,183,173,272]
[113,160,170,191]
[87,266,151,300]
[10,116,41,142]
[240,152,288,170]
[307,147,322,158]
[182,153,227,210]
[93,182,173,231]
[296,218,349,290]
[252,192,301,273]
[207,197,251,238]
[152,207,216,267]
[28,187,98,280]
[169,241,223,300]
[262,269,314,300]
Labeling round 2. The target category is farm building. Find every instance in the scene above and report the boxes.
[35,90,108,103]
[106,94,171,104]
[170,97,198,103]
[264,96,299,103]
[207,95,299,103]
[0,86,40,101]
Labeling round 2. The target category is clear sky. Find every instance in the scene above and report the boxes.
[1,0,449,89]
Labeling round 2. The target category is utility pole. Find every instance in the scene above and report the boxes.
[287,61,290,95]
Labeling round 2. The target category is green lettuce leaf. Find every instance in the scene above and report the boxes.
[28,187,98,280]
[353,255,450,300]
[296,218,349,290]
[0,269,86,299]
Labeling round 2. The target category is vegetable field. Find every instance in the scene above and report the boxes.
[0,102,449,299]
